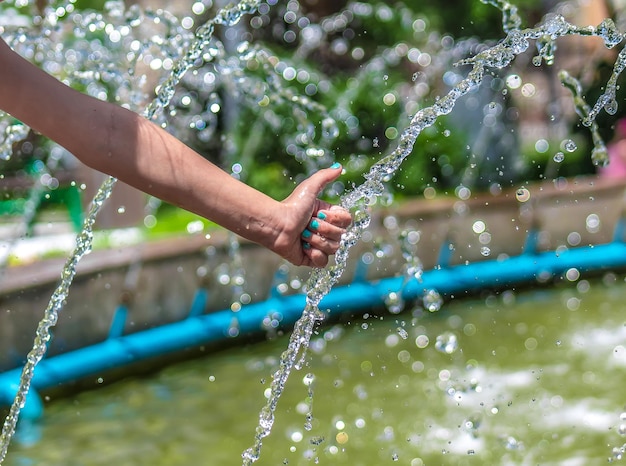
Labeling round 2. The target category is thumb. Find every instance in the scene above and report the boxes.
[288,163,343,202]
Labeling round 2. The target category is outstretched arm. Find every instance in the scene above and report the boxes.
[0,37,351,267]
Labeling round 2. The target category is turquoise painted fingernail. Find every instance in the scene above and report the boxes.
[330,162,341,169]
[310,219,320,230]
[317,212,327,220]
[302,229,312,239]
[302,242,311,250]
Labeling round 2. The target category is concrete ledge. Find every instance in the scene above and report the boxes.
[1,176,625,374]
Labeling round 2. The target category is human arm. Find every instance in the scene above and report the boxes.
[0,37,351,267]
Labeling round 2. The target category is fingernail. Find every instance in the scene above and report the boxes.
[317,212,327,220]
[310,219,320,231]
[302,229,312,239]
[330,162,341,169]
[302,242,311,250]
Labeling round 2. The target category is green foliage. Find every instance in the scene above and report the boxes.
[1,0,607,216]
[206,0,578,201]
[146,203,214,237]
[245,161,297,200]
[392,117,473,196]
[519,135,593,181]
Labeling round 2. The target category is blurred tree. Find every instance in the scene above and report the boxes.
[1,0,614,208]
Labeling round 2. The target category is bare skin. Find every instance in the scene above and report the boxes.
[0,36,351,267]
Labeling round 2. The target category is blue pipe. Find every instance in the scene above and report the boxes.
[187,288,209,317]
[108,305,128,339]
[0,375,44,420]
[2,241,626,419]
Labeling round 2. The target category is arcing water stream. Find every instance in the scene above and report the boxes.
[0,1,263,462]
[1,0,626,464]
[241,2,626,464]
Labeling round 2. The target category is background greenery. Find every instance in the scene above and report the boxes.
[1,0,622,231]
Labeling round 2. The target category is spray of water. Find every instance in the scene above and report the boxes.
[0,1,262,463]
[0,176,114,463]
[241,7,626,465]
[2,1,626,464]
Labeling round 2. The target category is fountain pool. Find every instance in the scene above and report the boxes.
[3,0,626,464]
[3,276,626,465]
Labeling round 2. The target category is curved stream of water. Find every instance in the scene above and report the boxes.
[0,1,262,462]
[242,8,626,465]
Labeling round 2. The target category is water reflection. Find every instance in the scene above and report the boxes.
[4,276,626,465]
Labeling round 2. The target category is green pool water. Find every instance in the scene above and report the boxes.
[4,274,626,466]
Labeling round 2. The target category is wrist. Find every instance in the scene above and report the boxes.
[253,198,303,263]
[218,194,288,256]
[262,202,293,257]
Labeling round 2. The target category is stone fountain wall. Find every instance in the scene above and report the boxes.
[1,176,625,372]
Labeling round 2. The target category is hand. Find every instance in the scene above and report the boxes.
[0,36,351,268]
[273,164,352,267]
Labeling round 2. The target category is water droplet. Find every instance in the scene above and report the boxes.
[385,292,406,314]
[562,139,577,152]
[592,145,609,166]
[435,332,458,354]
[515,188,531,202]
[321,117,339,139]
[397,327,409,340]
[415,334,429,349]
[553,151,564,163]
[605,99,619,115]
[597,18,623,48]
[423,289,443,312]
[302,373,315,386]
[586,213,601,233]
[455,185,471,200]
[472,220,486,234]
[503,435,522,450]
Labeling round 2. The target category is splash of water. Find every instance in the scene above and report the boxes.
[2,1,626,464]
[0,1,262,463]
[559,71,610,166]
[241,10,626,465]
[479,0,521,33]
[0,176,114,463]
[610,411,626,462]
[144,0,261,122]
